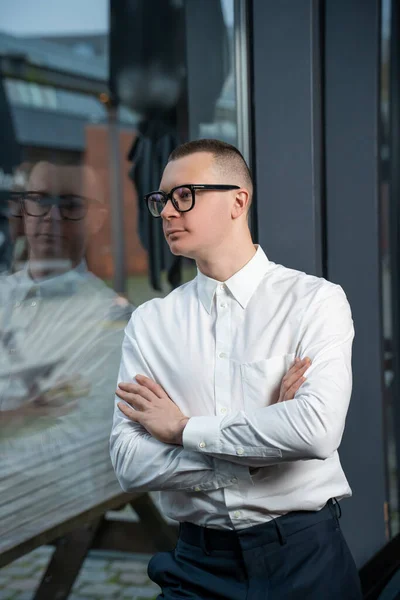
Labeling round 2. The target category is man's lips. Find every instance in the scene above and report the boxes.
[36,234,65,241]
[166,230,186,237]
[36,233,64,238]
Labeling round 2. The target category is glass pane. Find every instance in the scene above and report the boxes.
[0,0,149,562]
[0,0,250,576]
[185,0,238,146]
[380,0,400,538]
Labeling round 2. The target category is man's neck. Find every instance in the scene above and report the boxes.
[196,238,257,282]
[27,258,77,282]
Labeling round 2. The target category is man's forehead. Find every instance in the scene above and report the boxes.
[28,163,97,196]
[160,152,217,189]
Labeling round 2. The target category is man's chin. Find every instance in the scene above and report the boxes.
[168,240,193,259]
[169,245,184,257]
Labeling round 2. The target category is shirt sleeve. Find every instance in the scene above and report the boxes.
[183,284,354,466]
[110,310,252,493]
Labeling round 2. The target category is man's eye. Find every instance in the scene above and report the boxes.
[61,195,84,207]
[25,193,45,202]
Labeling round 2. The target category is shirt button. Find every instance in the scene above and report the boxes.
[219,284,225,291]
[218,352,227,359]
[15,301,21,308]
[231,477,238,484]
[220,407,227,415]
[233,511,241,518]
[199,441,206,449]
[236,447,244,455]
[31,301,37,307]
[220,303,227,308]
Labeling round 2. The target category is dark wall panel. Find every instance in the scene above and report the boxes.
[324,0,387,566]
[251,0,387,567]
[251,0,323,276]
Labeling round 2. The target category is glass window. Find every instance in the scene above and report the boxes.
[30,82,45,108]
[41,85,58,110]
[380,0,400,538]
[15,80,33,105]
[0,0,145,564]
[185,0,239,147]
[0,0,250,575]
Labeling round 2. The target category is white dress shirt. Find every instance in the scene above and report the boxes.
[110,245,354,529]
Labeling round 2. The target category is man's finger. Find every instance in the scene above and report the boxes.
[283,362,311,387]
[120,381,157,404]
[283,361,305,384]
[116,388,147,411]
[289,357,311,374]
[279,377,306,402]
[282,363,309,391]
[285,377,306,401]
[117,401,140,421]
[135,374,167,399]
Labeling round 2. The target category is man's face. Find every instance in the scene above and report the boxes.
[159,152,238,259]
[23,163,92,267]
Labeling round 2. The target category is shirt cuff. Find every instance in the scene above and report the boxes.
[183,415,223,453]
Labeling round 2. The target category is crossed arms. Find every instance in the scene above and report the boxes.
[110,285,354,494]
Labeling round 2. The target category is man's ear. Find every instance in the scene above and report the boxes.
[87,205,107,237]
[231,189,250,220]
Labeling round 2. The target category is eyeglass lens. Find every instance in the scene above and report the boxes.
[147,186,193,217]
[22,193,87,220]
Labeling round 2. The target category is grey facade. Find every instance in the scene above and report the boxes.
[251,0,394,573]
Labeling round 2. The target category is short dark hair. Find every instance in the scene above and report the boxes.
[168,139,253,198]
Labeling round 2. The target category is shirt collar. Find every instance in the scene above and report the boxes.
[196,245,271,313]
[13,260,89,297]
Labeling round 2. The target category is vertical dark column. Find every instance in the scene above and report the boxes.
[0,75,21,272]
[323,0,386,565]
[387,0,400,540]
[250,0,323,276]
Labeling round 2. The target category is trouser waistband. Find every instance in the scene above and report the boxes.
[179,499,340,553]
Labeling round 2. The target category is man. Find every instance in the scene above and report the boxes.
[0,161,132,557]
[111,139,362,599]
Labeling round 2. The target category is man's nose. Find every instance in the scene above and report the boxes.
[161,199,180,220]
[44,204,62,221]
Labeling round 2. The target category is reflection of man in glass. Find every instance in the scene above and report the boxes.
[1,161,125,422]
[0,161,132,554]
[16,161,102,279]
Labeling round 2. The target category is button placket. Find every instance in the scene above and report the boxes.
[214,288,231,419]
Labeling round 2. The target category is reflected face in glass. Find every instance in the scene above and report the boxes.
[159,152,238,259]
[23,162,97,267]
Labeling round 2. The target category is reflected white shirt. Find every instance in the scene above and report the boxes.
[110,245,354,529]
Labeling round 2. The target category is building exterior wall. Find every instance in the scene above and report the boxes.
[84,125,148,280]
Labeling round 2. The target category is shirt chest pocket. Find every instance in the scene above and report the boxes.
[240,353,296,413]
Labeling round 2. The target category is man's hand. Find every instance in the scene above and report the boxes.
[1,396,78,427]
[277,357,311,403]
[116,374,189,445]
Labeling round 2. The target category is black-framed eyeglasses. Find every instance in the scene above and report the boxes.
[144,184,240,218]
[9,192,91,221]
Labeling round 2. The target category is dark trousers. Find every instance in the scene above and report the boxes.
[147,500,362,599]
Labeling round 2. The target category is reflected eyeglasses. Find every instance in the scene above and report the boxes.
[144,184,240,218]
[9,192,91,221]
